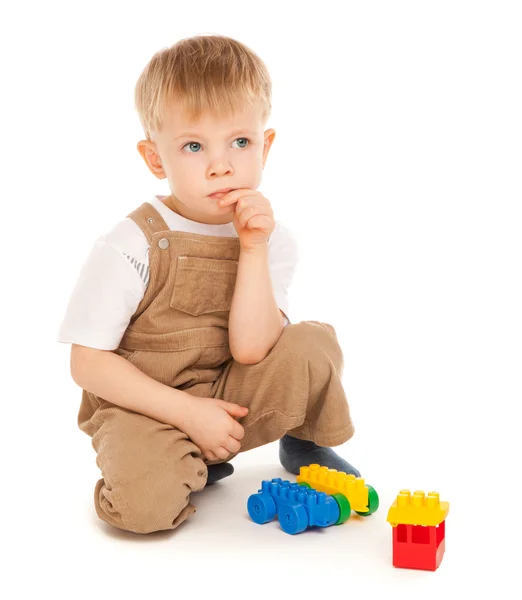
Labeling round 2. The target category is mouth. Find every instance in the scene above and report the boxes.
[208,188,235,199]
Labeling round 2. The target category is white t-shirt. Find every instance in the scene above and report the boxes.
[57,195,299,351]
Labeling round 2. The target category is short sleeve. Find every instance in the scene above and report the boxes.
[57,236,146,350]
[269,221,300,326]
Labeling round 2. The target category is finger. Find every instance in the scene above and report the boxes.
[218,188,254,206]
[205,450,218,461]
[238,205,259,228]
[230,421,245,441]
[215,446,230,460]
[220,191,266,210]
[224,436,241,454]
[244,214,273,232]
[219,400,249,418]
[232,197,268,218]
[235,195,263,209]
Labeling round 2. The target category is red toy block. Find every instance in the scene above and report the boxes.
[392,521,446,571]
[387,489,450,571]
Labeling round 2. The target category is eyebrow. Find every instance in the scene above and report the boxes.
[174,129,257,141]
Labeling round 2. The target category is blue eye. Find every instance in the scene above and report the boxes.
[183,141,202,153]
[233,138,249,148]
[182,138,250,153]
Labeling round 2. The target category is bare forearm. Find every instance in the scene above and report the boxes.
[228,243,284,363]
[70,345,190,427]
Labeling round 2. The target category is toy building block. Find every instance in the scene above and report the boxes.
[387,490,450,571]
[247,478,341,535]
[296,464,379,517]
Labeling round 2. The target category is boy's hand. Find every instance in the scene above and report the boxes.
[176,395,249,461]
[218,188,275,252]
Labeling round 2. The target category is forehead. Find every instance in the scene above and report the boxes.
[165,101,263,136]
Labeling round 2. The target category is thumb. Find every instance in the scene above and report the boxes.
[219,401,249,417]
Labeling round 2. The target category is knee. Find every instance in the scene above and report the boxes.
[95,469,205,534]
[124,489,183,535]
[283,321,344,371]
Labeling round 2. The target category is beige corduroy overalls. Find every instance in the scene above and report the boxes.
[77,201,355,534]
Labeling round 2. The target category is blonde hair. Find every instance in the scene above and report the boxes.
[134,34,272,140]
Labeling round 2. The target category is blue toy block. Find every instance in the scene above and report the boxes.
[247,478,340,535]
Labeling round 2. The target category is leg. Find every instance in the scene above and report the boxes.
[86,400,207,534]
[278,433,361,476]
[212,320,355,453]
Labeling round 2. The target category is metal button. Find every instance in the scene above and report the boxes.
[147,217,154,224]
[158,238,169,249]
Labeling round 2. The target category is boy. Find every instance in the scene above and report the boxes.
[58,34,360,535]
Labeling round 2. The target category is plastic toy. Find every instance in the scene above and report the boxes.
[387,489,450,571]
[247,478,342,534]
[247,464,379,535]
[296,464,379,518]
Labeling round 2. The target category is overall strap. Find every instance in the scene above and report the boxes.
[126,202,170,245]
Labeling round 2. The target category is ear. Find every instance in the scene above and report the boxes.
[136,140,167,179]
[262,129,276,169]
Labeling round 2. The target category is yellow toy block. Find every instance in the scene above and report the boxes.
[296,464,371,514]
[387,490,450,527]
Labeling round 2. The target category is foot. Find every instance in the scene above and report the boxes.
[206,462,234,485]
[279,434,361,477]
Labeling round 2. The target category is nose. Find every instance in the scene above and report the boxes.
[207,157,233,178]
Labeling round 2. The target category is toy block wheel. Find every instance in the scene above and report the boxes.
[278,502,309,535]
[355,485,379,516]
[332,493,351,524]
[247,492,277,524]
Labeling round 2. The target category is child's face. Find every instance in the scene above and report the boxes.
[138,100,275,224]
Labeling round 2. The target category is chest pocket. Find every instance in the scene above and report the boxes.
[170,255,239,316]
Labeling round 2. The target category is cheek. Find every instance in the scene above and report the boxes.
[242,148,264,172]
[170,157,197,181]
[242,151,264,187]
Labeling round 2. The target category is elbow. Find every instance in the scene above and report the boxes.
[239,356,265,365]
[231,335,282,365]
[232,350,266,365]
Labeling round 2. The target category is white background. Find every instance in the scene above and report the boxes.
[1,1,521,598]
